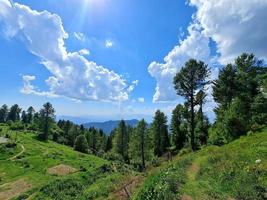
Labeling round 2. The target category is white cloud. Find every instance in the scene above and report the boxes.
[148,23,212,102]
[138,97,145,103]
[105,39,113,48]
[79,48,90,56]
[21,75,58,98]
[73,32,86,42]
[127,80,139,93]
[149,0,267,103]
[190,0,267,64]
[0,0,134,102]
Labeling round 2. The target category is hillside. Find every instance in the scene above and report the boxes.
[132,128,267,200]
[0,125,135,200]
[83,119,139,134]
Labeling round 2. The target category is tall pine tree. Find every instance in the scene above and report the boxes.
[113,120,129,161]
[151,110,170,156]
[173,59,209,150]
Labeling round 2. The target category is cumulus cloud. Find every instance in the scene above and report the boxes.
[78,48,90,56]
[0,0,134,102]
[149,0,267,103]
[148,23,212,102]
[190,0,267,64]
[21,75,58,98]
[105,39,113,48]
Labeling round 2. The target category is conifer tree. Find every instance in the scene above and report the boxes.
[0,104,9,123]
[129,119,150,171]
[151,110,170,156]
[74,134,89,153]
[39,102,55,140]
[170,104,187,150]
[113,120,129,161]
[173,59,209,150]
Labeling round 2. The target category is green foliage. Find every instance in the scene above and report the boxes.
[170,104,187,150]
[7,104,21,122]
[38,102,55,140]
[151,110,170,156]
[37,179,84,200]
[195,116,209,147]
[0,104,9,123]
[129,119,152,171]
[212,53,267,144]
[173,59,210,151]
[74,134,89,153]
[21,110,27,124]
[135,128,267,200]
[213,64,237,108]
[133,157,192,200]
[113,120,129,161]
[10,121,25,131]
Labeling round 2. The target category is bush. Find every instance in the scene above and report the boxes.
[103,151,124,162]
[37,179,84,200]
[10,121,24,131]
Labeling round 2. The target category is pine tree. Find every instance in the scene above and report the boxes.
[26,106,35,123]
[195,90,209,146]
[39,102,55,140]
[21,110,27,124]
[113,120,129,161]
[151,110,170,156]
[0,104,8,123]
[212,53,267,142]
[170,104,187,150]
[105,135,112,152]
[173,59,209,151]
[129,119,150,171]
[74,134,89,153]
[7,104,21,121]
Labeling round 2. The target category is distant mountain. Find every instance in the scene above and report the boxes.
[83,119,139,134]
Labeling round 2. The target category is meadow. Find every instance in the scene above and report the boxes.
[0,124,137,200]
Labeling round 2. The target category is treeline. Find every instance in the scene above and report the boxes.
[0,53,266,172]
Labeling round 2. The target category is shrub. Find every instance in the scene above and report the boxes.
[10,121,24,131]
[38,179,84,200]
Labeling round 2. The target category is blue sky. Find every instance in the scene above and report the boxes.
[0,0,266,122]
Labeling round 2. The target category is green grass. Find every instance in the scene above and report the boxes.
[0,125,128,200]
[133,128,267,200]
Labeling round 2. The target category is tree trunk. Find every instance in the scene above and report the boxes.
[141,130,145,171]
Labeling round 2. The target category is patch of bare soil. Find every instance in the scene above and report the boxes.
[47,164,77,176]
[0,179,32,200]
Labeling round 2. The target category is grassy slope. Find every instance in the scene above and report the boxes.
[0,125,127,200]
[133,128,267,200]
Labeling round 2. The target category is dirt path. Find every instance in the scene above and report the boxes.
[109,176,144,200]
[181,156,205,200]
[187,161,200,182]
[8,144,25,161]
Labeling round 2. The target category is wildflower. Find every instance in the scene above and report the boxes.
[255,159,261,164]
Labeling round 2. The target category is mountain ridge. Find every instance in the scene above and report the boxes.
[83,119,139,134]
